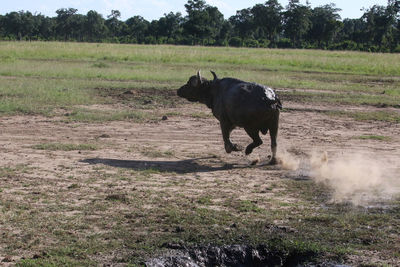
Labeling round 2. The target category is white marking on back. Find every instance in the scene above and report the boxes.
[263,86,276,100]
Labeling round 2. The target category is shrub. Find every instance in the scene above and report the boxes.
[393,45,400,53]
[167,37,176,44]
[329,40,358,51]
[258,39,271,48]
[276,38,292,48]
[244,38,259,48]
[228,37,243,47]
[368,45,379,52]
[144,36,157,44]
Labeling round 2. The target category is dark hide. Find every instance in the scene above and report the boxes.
[177,71,282,164]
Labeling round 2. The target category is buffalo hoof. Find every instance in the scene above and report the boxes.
[224,144,232,153]
[245,146,253,155]
[268,157,281,165]
[225,144,242,153]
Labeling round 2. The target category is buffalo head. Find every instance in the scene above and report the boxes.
[177,70,218,102]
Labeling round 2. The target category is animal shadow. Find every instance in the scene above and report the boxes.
[80,156,249,174]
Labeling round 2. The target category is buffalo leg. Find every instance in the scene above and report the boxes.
[244,128,263,155]
[268,113,279,165]
[220,121,241,153]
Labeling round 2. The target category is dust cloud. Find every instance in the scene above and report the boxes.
[280,150,400,206]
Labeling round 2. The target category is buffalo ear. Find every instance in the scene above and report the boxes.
[190,72,201,87]
[210,70,217,81]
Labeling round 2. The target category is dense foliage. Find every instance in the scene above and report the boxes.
[1,0,400,52]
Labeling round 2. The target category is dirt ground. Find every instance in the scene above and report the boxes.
[1,101,399,186]
[1,99,400,265]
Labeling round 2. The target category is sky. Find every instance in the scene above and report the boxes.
[0,0,390,21]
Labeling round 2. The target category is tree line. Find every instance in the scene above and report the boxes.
[1,0,400,52]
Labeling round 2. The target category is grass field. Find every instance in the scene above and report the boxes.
[0,42,400,266]
[1,42,400,119]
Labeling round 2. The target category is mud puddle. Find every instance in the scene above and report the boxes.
[146,244,349,267]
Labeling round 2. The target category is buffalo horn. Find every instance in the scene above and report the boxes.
[197,70,202,84]
[210,70,217,81]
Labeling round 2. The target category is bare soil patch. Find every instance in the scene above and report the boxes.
[94,87,185,108]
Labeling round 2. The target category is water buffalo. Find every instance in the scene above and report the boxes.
[177,71,282,165]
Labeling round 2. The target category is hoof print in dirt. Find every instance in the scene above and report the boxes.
[98,134,111,138]
[250,159,259,166]
[1,256,13,263]
[232,144,243,152]
[174,226,185,233]
[122,90,136,95]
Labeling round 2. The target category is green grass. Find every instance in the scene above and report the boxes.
[0,77,97,116]
[282,90,400,107]
[285,107,400,124]
[0,41,399,119]
[91,62,110,69]
[190,111,213,118]
[0,167,17,178]
[65,108,150,123]
[239,200,263,213]
[0,165,30,179]
[1,42,400,75]
[197,195,213,205]
[327,110,400,123]
[357,135,391,141]
[31,143,98,151]
[2,161,399,266]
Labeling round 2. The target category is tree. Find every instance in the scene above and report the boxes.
[155,12,183,43]
[183,0,209,44]
[283,0,312,47]
[2,11,38,40]
[0,0,399,51]
[308,4,342,47]
[183,0,224,45]
[19,11,36,39]
[55,8,82,40]
[0,15,4,37]
[251,0,283,43]
[216,20,232,45]
[33,14,55,40]
[125,16,150,43]
[339,18,368,44]
[362,2,398,49]
[396,13,400,47]
[85,10,106,41]
[229,8,254,39]
[185,0,206,11]
[204,6,224,44]
[3,12,23,39]
[106,10,125,39]
[389,0,400,45]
